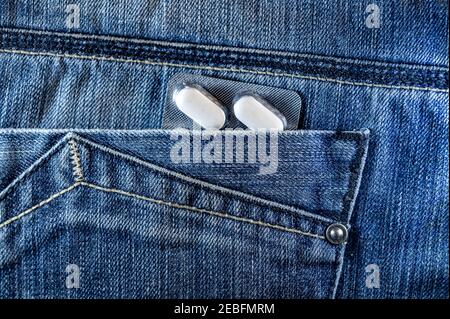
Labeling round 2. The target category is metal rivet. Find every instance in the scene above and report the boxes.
[325,223,348,245]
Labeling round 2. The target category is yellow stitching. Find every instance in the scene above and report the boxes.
[0,183,80,229]
[68,139,84,182]
[0,180,325,240]
[4,28,447,71]
[3,28,448,72]
[80,181,325,240]
[0,49,447,93]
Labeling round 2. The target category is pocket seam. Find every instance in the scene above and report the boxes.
[81,181,326,240]
[340,131,370,223]
[73,133,334,224]
[0,182,79,229]
[0,130,367,236]
[0,135,71,201]
[0,180,326,240]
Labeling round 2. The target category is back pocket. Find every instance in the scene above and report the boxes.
[0,129,369,298]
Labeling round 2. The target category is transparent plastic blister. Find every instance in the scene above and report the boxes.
[162,73,302,130]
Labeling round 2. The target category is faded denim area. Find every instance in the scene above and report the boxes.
[0,0,448,298]
[0,130,368,298]
[0,0,447,65]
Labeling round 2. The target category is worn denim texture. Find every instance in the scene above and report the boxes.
[0,0,448,298]
[0,130,368,298]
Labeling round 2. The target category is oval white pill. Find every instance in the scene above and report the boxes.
[173,85,226,129]
[233,94,287,130]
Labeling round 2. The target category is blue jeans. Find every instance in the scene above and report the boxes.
[0,0,448,298]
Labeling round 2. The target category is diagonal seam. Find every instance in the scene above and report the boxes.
[69,132,332,224]
[80,181,326,240]
[0,182,80,229]
[0,180,325,240]
[0,133,76,201]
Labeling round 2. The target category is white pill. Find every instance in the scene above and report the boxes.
[173,84,226,129]
[233,94,287,130]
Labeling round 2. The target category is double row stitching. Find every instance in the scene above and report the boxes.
[6,34,445,79]
[0,49,448,93]
[68,139,84,182]
[1,27,446,72]
[2,29,448,88]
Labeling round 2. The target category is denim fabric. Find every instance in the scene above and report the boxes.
[0,130,368,298]
[0,0,448,299]
[0,0,447,65]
